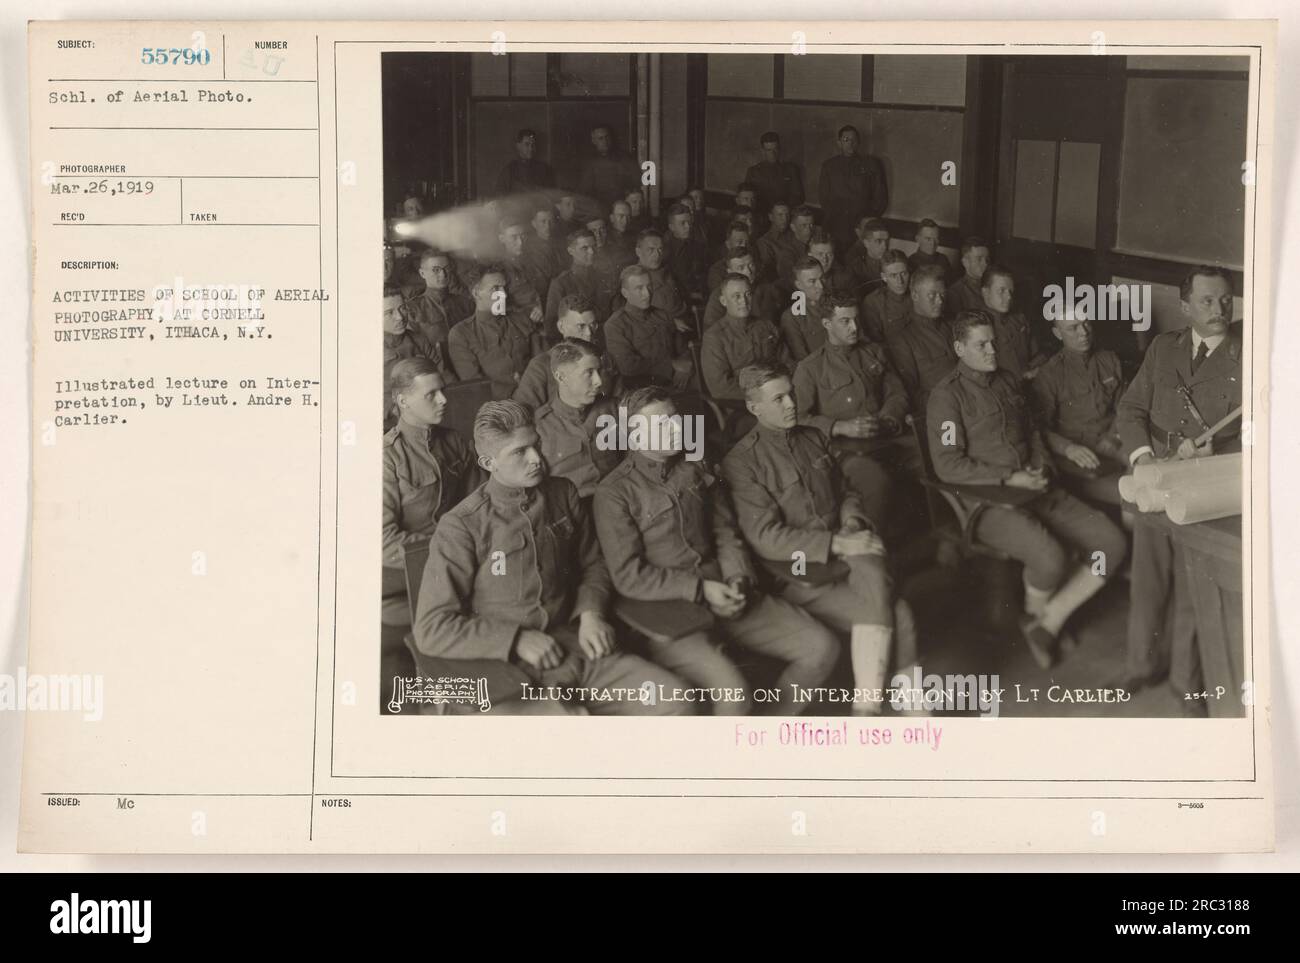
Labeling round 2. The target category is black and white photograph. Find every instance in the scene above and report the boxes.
[377,49,1252,721]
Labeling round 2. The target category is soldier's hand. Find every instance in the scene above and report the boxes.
[1006,470,1048,491]
[516,630,564,670]
[577,612,616,659]
[1133,452,1156,467]
[1064,444,1101,471]
[528,305,543,324]
[702,580,746,618]
[831,530,886,558]
[1177,437,1213,460]
[670,357,694,390]
[833,416,875,439]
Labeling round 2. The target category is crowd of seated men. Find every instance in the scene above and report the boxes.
[382,142,1243,718]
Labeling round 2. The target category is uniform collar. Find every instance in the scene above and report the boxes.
[721,313,756,332]
[1190,329,1227,355]
[550,397,588,423]
[396,417,437,447]
[957,362,994,387]
[485,476,540,506]
[755,422,793,444]
[631,450,677,482]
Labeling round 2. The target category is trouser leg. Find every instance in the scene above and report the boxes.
[644,630,751,716]
[1127,525,1174,680]
[719,595,840,715]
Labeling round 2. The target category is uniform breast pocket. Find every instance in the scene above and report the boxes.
[538,515,577,583]
[480,529,531,598]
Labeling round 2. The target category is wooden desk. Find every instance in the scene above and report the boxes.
[1131,511,1243,717]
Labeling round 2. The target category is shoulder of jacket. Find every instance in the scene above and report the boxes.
[448,484,489,518]
[382,426,401,448]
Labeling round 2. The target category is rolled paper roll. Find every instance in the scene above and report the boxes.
[1132,452,1241,489]
[1165,476,1242,525]
[1117,475,1141,503]
[1134,486,1168,513]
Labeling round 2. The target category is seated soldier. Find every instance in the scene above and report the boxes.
[980,265,1048,380]
[926,312,1127,668]
[382,358,482,624]
[514,295,620,408]
[1030,310,1127,506]
[664,202,710,304]
[534,340,623,499]
[701,275,792,401]
[415,400,692,715]
[807,228,855,298]
[524,206,567,294]
[886,264,956,414]
[595,386,840,716]
[906,218,954,279]
[384,285,442,428]
[545,228,613,331]
[447,267,537,399]
[553,192,581,249]
[757,201,802,290]
[625,229,692,330]
[604,265,694,390]
[624,188,651,234]
[723,364,920,716]
[702,246,782,330]
[779,256,830,361]
[403,250,473,365]
[793,296,910,523]
[947,237,992,317]
[844,217,891,297]
[496,216,546,326]
[860,250,912,344]
[599,200,639,287]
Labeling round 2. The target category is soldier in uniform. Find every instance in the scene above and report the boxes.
[1115,265,1242,711]
[595,386,839,716]
[533,340,622,499]
[757,202,802,291]
[843,217,891,298]
[886,265,956,413]
[447,268,537,398]
[382,357,482,624]
[415,400,691,716]
[545,228,613,331]
[664,203,710,304]
[496,216,546,327]
[578,125,639,211]
[807,229,855,299]
[383,285,440,429]
[947,237,992,317]
[980,266,1048,380]
[927,312,1127,668]
[702,247,781,331]
[1030,309,1127,506]
[701,275,792,400]
[779,257,831,361]
[707,221,755,292]
[861,250,912,345]
[524,206,567,295]
[745,131,805,215]
[723,364,919,716]
[817,125,888,254]
[600,200,639,283]
[604,265,694,391]
[907,219,954,279]
[493,128,556,196]
[402,251,472,368]
[514,295,620,408]
[624,189,651,235]
[625,229,692,330]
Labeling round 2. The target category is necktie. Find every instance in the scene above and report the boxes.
[1191,341,1209,374]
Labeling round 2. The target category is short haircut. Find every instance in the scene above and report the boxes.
[953,310,995,345]
[792,256,823,279]
[760,131,780,146]
[473,400,533,458]
[621,385,673,418]
[667,202,692,220]
[418,249,452,269]
[726,220,752,239]
[620,264,650,287]
[566,227,596,247]
[980,264,1015,290]
[1179,265,1234,302]
[498,216,526,234]
[635,228,664,246]
[591,124,612,137]
[533,206,553,219]
[860,217,889,235]
[382,283,404,300]
[910,264,947,292]
[828,294,859,313]
[721,272,752,292]
[792,205,817,222]
[550,338,598,373]
[611,200,631,214]
[736,181,759,196]
[471,265,506,292]
[916,218,940,234]
[516,128,537,142]
[725,246,754,266]
[881,249,910,269]
[807,228,835,250]
[961,236,990,257]
[738,363,791,400]
[389,356,441,402]
[837,124,859,138]
[557,293,595,319]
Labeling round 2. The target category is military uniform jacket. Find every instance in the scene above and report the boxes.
[447,310,536,396]
[382,420,481,568]
[604,304,679,383]
[722,424,865,566]
[746,159,805,211]
[1031,348,1125,450]
[1117,323,1243,460]
[415,475,611,660]
[989,309,1045,379]
[493,157,555,195]
[544,266,614,326]
[946,275,986,318]
[843,241,882,295]
[927,364,1051,486]
[523,236,567,294]
[793,341,909,436]
[503,256,546,311]
[907,250,953,281]
[401,289,473,357]
[594,452,756,602]
[701,315,791,400]
[512,345,621,410]
[665,233,710,301]
[817,153,888,239]
[860,286,911,345]
[534,398,624,498]
[779,299,831,361]
[758,228,805,286]
[886,311,957,412]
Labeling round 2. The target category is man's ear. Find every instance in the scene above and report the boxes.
[744,398,758,418]
[1053,327,1064,343]
[477,453,495,474]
